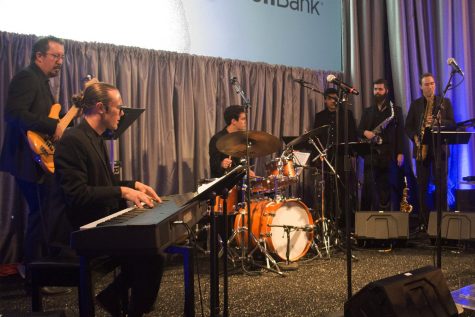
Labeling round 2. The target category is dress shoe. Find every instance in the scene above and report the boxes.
[96,284,122,317]
[41,286,72,295]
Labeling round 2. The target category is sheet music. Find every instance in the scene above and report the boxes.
[293,151,311,166]
[197,165,244,194]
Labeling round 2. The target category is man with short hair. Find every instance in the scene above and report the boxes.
[405,73,455,229]
[0,36,66,267]
[359,79,405,211]
[209,105,248,178]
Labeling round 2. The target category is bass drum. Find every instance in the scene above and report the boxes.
[260,199,313,261]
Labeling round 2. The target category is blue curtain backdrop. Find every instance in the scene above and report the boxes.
[343,0,475,209]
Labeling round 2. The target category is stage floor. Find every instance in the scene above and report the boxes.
[1,238,475,316]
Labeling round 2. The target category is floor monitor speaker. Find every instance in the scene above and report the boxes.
[345,266,458,317]
[427,211,475,240]
[355,211,409,240]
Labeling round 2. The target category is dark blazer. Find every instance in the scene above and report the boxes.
[313,108,357,147]
[405,96,455,157]
[0,63,58,182]
[53,120,135,230]
[358,101,405,160]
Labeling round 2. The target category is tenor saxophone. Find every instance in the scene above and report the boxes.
[400,176,413,213]
[415,97,434,161]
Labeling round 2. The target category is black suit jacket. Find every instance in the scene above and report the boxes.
[405,96,455,157]
[0,63,58,182]
[53,120,135,231]
[358,102,405,160]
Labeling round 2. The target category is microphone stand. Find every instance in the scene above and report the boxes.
[230,78,283,275]
[431,70,456,269]
[335,88,354,299]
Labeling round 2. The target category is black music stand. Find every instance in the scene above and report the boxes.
[192,165,246,317]
[102,108,145,177]
[331,141,372,157]
[432,130,473,268]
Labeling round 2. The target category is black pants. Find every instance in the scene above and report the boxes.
[361,158,402,211]
[416,157,447,227]
[15,175,55,265]
[107,254,164,316]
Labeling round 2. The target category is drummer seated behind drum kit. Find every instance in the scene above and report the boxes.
[199,127,337,268]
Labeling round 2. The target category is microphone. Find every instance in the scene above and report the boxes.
[326,74,360,95]
[293,78,309,85]
[447,57,464,76]
[230,76,240,94]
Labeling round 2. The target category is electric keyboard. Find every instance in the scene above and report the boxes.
[70,192,207,256]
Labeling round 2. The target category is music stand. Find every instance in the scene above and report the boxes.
[102,108,145,178]
[431,130,474,268]
[192,165,246,317]
[331,142,372,157]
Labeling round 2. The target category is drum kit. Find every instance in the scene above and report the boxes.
[203,126,341,273]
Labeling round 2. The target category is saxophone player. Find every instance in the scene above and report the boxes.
[405,73,455,231]
[359,79,405,211]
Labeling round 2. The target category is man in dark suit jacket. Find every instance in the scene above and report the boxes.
[313,88,357,226]
[358,79,405,211]
[54,81,163,316]
[0,36,65,266]
[405,73,455,229]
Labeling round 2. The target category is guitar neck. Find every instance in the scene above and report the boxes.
[58,106,80,132]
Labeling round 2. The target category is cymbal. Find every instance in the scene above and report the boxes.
[285,125,330,148]
[216,130,282,158]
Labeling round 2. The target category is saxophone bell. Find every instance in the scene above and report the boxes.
[400,176,413,213]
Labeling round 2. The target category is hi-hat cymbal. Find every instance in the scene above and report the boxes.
[285,125,330,148]
[216,130,282,158]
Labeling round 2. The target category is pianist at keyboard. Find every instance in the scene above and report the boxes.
[51,82,163,317]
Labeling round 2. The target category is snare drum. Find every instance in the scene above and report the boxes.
[249,176,271,194]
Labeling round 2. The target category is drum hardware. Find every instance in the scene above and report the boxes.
[230,199,284,275]
[308,135,341,258]
[267,223,314,270]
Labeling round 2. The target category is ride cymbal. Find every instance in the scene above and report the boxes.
[216,130,281,158]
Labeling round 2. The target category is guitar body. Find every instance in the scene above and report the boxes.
[26,104,61,174]
[26,76,94,173]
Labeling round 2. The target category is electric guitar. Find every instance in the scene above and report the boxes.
[26,76,97,173]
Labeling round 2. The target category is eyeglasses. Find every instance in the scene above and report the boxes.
[45,53,65,61]
[114,105,125,113]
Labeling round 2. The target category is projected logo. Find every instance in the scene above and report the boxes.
[253,0,322,15]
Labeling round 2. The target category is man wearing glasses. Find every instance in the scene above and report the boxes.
[0,36,66,280]
[53,82,163,316]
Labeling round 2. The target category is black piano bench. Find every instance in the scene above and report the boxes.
[29,256,124,315]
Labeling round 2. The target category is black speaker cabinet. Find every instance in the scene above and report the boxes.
[355,211,409,240]
[345,266,458,317]
[456,189,475,211]
[427,211,475,240]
